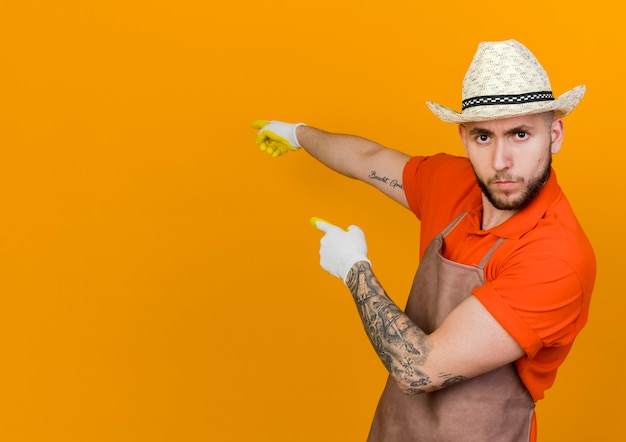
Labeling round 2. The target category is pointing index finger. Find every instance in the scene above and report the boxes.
[310,216,339,232]
[251,120,270,129]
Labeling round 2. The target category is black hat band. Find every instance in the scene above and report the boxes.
[462,91,554,110]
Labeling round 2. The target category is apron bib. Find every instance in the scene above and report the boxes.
[367,212,534,442]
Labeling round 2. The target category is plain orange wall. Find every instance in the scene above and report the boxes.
[0,1,622,441]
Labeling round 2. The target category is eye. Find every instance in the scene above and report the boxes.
[515,131,528,140]
[476,134,490,144]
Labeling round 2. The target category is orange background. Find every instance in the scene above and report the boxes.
[0,1,622,441]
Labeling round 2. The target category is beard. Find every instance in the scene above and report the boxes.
[475,155,552,211]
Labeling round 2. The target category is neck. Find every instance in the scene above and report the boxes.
[481,196,517,230]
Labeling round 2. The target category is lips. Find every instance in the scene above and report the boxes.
[494,181,517,190]
[489,176,520,191]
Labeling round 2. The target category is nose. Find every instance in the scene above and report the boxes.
[492,140,513,171]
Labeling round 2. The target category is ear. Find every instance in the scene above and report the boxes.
[458,124,468,155]
[550,118,565,154]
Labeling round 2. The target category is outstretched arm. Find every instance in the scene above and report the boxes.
[254,121,411,208]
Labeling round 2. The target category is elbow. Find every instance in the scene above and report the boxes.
[395,374,433,396]
[396,374,468,395]
[394,368,461,395]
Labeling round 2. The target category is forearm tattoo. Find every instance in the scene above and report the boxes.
[346,262,434,394]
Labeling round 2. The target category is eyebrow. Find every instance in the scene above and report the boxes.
[468,127,493,136]
[468,125,534,137]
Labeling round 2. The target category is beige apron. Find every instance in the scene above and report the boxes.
[367,212,534,442]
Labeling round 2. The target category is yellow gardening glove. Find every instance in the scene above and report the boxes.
[252,120,306,158]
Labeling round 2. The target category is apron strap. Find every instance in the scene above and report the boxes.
[477,237,507,269]
[441,210,507,269]
[441,211,467,237]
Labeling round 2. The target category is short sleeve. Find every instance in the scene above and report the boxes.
[403,153,477,221]
[402,155,430,219]
[474,252,585,359]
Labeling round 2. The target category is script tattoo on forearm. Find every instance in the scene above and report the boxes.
[346,263,432,394]
[368,170,403,190]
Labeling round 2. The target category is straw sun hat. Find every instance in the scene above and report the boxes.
[426,39,586,123]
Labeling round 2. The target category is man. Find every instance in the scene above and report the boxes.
[252,40,595,441]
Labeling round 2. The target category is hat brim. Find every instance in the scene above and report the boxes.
[426,85,586,123]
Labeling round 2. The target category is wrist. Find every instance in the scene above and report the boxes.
[343,258,371,284]
[293,123,306,148]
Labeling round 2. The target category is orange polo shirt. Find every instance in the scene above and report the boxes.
[402,153,596,404]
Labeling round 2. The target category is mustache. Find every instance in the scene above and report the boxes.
[488,173,523,184]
